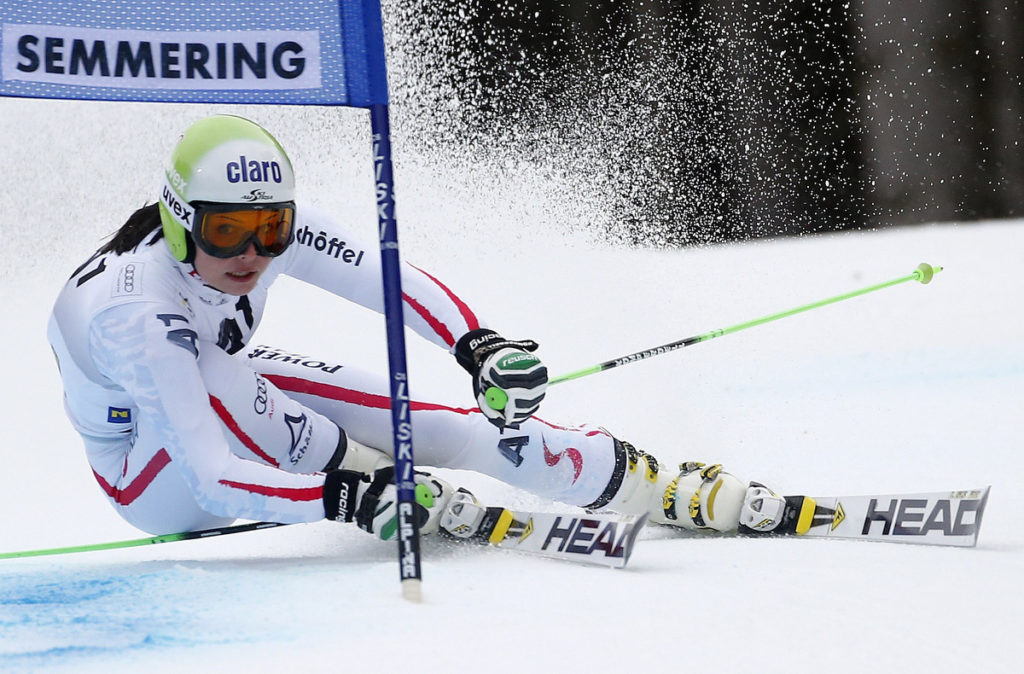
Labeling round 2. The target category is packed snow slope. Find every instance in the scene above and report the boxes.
[0,101,1021,673]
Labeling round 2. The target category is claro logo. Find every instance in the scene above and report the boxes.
[226,155,283,184]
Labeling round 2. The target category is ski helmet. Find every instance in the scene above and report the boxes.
[158,115,296,262]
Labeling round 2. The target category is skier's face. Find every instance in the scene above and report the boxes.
[192,242,271,295]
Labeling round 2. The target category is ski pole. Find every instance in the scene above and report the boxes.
[0,521,290,560]
[548,262,942,386]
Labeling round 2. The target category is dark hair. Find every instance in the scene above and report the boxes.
[99,203,164,255]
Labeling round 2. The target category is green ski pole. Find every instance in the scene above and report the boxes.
[0,521,290,560]
[476,262,944,414]
[547,262,941,386]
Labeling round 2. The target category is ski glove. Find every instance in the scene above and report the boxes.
[454,328,549,429]
[324,467,452,540]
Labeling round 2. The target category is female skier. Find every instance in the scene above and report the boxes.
[47,115,786,542]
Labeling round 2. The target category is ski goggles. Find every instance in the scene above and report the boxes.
[191,201,296,258]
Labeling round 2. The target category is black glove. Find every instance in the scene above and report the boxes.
[324,468,453,540]
[454,328,548,429]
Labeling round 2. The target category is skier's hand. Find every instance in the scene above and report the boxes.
[454,329,548,429]
[323,467,453,540]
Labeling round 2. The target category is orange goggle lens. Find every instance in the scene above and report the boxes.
[195,203,295,258]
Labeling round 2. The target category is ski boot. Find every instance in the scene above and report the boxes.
[585,438,798,534]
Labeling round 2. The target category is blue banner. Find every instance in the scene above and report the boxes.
[0,0,387,106]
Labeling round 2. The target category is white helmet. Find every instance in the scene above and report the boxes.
[158,115,296,261]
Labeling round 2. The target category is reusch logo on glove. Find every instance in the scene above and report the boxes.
[498,353,540,370]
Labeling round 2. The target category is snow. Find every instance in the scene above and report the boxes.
[1,100,1022,673]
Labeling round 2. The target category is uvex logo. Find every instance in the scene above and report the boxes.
[167,167,188,191]
[161,184,193,224]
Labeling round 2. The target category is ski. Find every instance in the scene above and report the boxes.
[743,486,990,547]
[0,487,984,563]
[0,509,647,568]
[453,507,647,568]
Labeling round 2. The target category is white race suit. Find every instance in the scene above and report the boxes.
[48,205,619,534]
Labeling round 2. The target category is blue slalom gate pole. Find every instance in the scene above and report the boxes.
[370,103,423,601]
